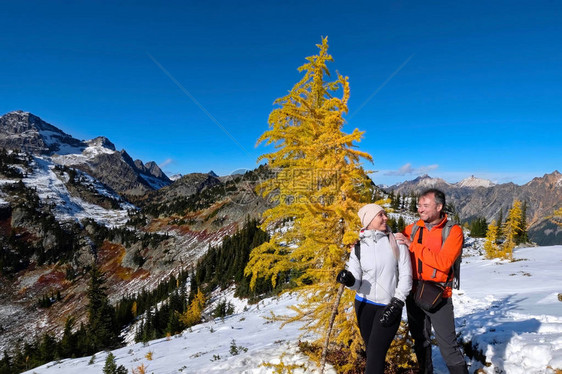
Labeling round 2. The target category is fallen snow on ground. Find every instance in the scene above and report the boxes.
[454,245,562,374]
[25,245,562,374]
[26,293,335,374]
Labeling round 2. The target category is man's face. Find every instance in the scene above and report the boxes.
[417,194,442,224]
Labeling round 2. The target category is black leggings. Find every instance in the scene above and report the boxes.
[355,299,401,374]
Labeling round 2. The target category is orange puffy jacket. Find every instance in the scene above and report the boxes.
[403,215,463,298]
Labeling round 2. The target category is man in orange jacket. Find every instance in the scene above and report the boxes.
[395,188,468,374]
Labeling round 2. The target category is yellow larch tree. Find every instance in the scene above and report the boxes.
[131,301,138,318]
[484,220,501,259]
[244,37,373,372]
[550,207,562,227]
[501,200,523,260]
[179,288,206,328]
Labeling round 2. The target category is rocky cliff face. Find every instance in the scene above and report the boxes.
[0,111,84,155]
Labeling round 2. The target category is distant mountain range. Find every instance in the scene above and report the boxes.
[1,110,560,245]
[388,172,562,245]
[0,111,171,197]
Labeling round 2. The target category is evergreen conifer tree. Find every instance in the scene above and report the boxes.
[0,351,11,374]
[496,209,504,239]
[409,192,417,213]
[469,217,488,238]
[59,317,76,358]
[86,262,122,352]
[515,200,528,244]
[397,216,406,233]
[391,193,400,210]
[245,37,373,372]
[103,352,127,374]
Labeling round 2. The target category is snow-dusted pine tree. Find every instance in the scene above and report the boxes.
[245,37,373,372]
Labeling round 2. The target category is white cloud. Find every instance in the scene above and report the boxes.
[383,163,439,176]
[159,158,174,168]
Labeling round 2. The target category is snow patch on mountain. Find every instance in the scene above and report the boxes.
[456,175,496,188]
[24,156,134,227]
[52,141,117,166]
[168,173,183,181]
[38,128,85,155]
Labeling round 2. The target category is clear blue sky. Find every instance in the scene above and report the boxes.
[1,1,561,186]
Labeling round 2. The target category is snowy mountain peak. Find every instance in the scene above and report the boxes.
[456,175,496,188]
[0,110,84,155]
[388,174,451,193]
[1,111,172,195]
[413,174,450,187]
[85,136,116,151]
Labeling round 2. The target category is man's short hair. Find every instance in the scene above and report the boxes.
[420,188,446,208]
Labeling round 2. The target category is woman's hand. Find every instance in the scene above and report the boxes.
[336,269,356,287]
[379,297,404,327]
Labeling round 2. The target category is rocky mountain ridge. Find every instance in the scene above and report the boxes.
[389,171,562,245]
[0,111,171,197]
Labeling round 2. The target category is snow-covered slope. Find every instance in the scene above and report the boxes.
[25,245,562,374]
[25,293,334,374]
[24,155,135,227]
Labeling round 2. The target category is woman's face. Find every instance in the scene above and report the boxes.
[367,210,388,231]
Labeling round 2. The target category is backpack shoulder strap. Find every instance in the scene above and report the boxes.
[442,220,464,289]
[441,220,455,244]
[354,231,399,262]
[410,223,420,242]
[354,241,361,261]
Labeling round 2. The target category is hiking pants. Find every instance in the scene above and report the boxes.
[406,295,468,374]
[355,299,401,374]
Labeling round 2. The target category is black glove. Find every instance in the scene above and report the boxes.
[336,269,355,287]
[379,297,404,327]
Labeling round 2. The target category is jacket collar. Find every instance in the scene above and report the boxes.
[360,229,389,242]
[416,214,449,230]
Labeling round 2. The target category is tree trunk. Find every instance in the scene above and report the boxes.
[320,282,345,374]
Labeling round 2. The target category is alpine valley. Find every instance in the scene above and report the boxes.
[0,111,271,356]
[0,111,560,370]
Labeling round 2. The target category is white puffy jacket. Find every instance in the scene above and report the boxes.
[346,229,412,305]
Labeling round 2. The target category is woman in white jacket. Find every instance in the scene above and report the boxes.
[336,203,412,374]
